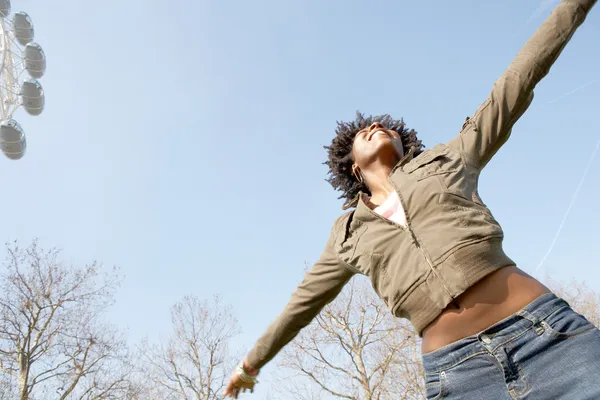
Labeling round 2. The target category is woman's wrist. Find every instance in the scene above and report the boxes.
[243,359,259,376]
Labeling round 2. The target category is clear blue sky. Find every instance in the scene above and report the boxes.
[1,0,599,397]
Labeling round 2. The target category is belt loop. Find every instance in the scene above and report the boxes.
[518,309,546,335]
[517,309,540,325]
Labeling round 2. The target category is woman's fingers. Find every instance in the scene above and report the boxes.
[223,377,237,397]
[223,373,256,397]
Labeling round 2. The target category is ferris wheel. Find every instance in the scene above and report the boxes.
[0,0,46,160]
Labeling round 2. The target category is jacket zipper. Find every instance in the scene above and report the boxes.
[387,178,455,300]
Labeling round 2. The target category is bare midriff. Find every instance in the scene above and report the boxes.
[421,265,551,354]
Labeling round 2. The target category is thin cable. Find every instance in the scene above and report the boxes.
[548,80,597,104]
[536,139,600,271]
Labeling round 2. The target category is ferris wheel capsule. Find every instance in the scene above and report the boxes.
[13,11,34,45]
[0,5,44,160]
[0,119,26,160]
[21,78,44,116]
[24,42,46,78]
[0,0,10,18]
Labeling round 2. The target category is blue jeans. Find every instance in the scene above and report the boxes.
[422,293,600,399]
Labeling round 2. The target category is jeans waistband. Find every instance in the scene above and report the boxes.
[422,293,569,373]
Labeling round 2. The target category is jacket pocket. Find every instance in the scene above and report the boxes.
[403,146,459,181]
[437,192,501,234]
[335,222,369,271]
[438,192,493,216]
[366,253,389,297]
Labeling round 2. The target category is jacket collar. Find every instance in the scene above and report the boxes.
[341,146,417,210]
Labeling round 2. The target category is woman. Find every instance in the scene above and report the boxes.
[224,0,599,398]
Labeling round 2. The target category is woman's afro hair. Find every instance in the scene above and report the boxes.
[323,111,424,206]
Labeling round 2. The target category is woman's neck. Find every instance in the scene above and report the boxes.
[364,166,395,206]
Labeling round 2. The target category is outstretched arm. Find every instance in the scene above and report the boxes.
[448,0,597,169]
[247,250,353,369]
[224,227,354,397]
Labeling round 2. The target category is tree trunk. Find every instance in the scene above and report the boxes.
[18,350,29,400]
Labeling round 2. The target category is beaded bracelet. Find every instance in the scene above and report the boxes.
[236,363,258,384]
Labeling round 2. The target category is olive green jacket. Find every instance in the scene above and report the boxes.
[247,0,597,370]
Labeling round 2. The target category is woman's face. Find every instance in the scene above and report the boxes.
[351,122,405,172]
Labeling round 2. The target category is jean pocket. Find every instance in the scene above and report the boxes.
[425,371,446,399]
[542,306,596,338]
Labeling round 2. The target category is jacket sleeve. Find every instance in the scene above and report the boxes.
[448,0,596,170]
[245,226,355,370]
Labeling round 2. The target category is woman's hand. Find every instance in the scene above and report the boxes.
[223,361,259,398]
[223,372,256,398]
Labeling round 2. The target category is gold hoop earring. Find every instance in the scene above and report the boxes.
[352,166,364,184]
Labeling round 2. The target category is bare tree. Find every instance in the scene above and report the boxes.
[274,276,423,400]
[547,279,600,327]
[0,240,136,400]
[0,371,16,399]
[142,295,241,400]
[52,323,138,400]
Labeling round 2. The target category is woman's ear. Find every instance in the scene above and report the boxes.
[352,164,364,184]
